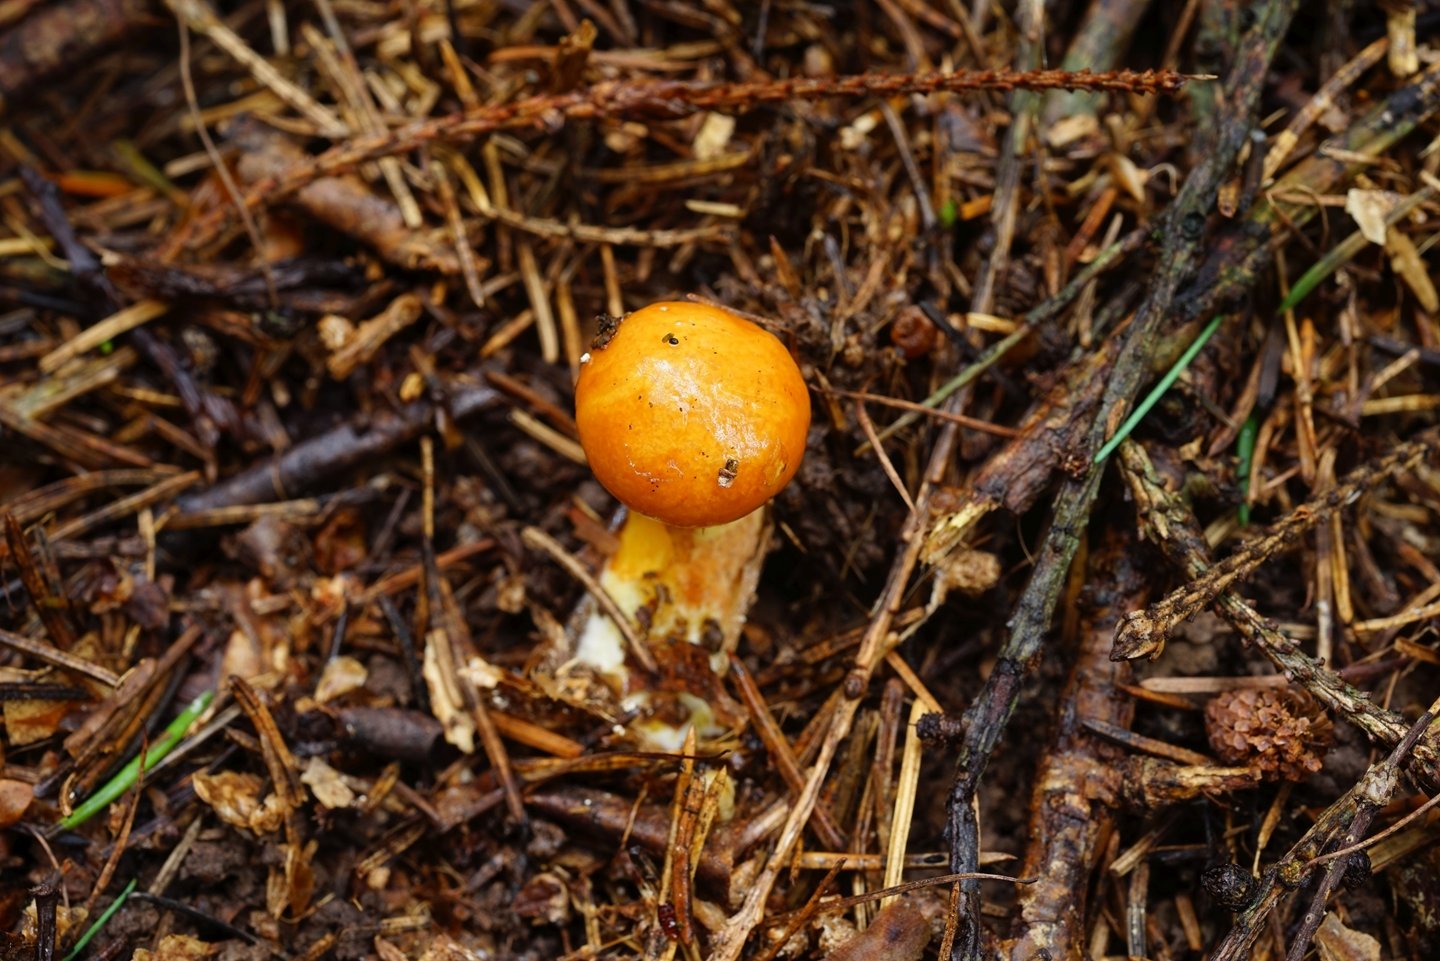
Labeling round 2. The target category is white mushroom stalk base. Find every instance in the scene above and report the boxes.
[565,507,771,751]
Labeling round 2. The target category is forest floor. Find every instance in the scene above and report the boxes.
[2,1,1440,960]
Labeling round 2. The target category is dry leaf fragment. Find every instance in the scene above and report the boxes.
[132,935,218,961]
[1315,911,1381,961]
[416,933,488,961]
[219,627,266,687]
[1045,112,1099,148]
[694,113,736,162]
[318,314,354,352]
[21,900,85,944]
[264,838,318,920]
[308,574,351,620]
[839,110,880,150]
[460,655,504,691]
[0,779,34,828]
[314,655,368,705]
[193,770,284,833]
[300,756,357,810]
[1345,189,1401,245]
[514,872,571,925]
[374,937,409,961]
[1108,153,1148,204]
[3,696,73,746]
[823,899,934,961]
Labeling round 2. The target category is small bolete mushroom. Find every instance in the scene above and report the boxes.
[574,301,810,528]
[560,301,810,747]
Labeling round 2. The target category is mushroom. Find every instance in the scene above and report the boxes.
[564,301,810,747]
[575,301,810,529]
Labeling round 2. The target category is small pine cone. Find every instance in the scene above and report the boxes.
[1204,688,1334,781]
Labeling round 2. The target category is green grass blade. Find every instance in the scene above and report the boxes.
[1094,313,1225,465]
[61,878,137,961]
[1236,413,1259,526]
[1277,232,1371,315]
[1278,186,1435,315]
[57,690,214,832]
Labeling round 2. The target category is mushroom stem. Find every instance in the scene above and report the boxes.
[565,507,771,748]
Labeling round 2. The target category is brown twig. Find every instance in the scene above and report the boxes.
[30,884,59,961]
[821,387,1021,437]
[159,378,499,564]
[0,627,118,689]
[181,68,1196,252]
[1211,703,1436,961]
[941,6,1298,956]
[4,512,78,652]
[709,414,964,961]
[421,439,526,828]
[728,655,846,850]
[1113,428,1440,661]
[1004,526,1147,958]
[1116,441,1440,785]
[19,167,242,454]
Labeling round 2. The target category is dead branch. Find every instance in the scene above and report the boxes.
[1210,706,1436,960]
[940,6,1298,957]
[1117,441,1440,785]
[159,378,498,563]
[1114,428,1440,661]
[181,67,1196,252]
[1005,527,1148,958]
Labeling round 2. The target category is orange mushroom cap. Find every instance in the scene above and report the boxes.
[574,301,810,528]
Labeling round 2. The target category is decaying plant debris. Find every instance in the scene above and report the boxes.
[2,1,1440,959]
